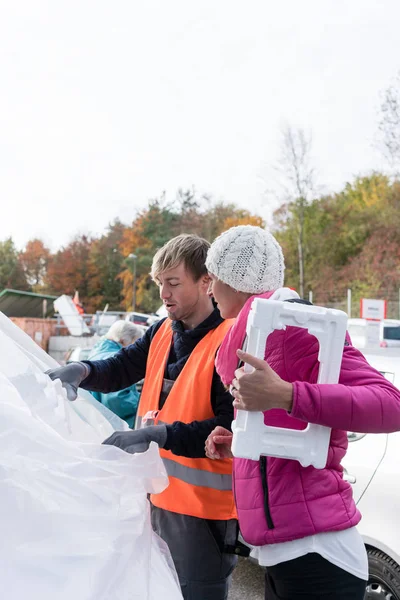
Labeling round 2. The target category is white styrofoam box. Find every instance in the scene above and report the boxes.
[232,299,348,469]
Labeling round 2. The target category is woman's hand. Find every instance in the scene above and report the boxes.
[205,426,233,460]
[231,349,294,412]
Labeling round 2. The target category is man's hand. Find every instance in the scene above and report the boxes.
[231,349,293,413]
[205,426,233,460]
[102,425,168,454]
[46,362,90,401]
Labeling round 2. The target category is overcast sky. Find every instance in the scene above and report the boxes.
[1,0,398,250]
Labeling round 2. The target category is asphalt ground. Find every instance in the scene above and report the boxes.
[229,557,265,600]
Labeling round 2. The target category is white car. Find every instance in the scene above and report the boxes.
[348,318,400,349]
[343,351,400,599]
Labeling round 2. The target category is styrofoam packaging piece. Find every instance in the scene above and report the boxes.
[231,299,348,469]
[54,294,91,336]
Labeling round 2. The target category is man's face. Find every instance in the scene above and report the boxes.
[156,262,210,323]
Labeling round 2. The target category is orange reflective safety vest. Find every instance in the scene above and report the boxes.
[138,318,237,520]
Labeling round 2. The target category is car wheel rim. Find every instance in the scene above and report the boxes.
[365,579,396,599]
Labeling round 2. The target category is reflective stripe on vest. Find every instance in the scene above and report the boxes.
[138,317,236,520]
[162,457,232,491]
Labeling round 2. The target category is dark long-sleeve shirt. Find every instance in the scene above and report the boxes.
[81,308,234,458]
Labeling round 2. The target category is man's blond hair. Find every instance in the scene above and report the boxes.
[151,234,210,282]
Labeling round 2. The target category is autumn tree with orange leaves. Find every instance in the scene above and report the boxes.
[45,235,93,310]
[20,239,50,290]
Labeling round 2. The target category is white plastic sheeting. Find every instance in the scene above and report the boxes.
[0,313,182,600]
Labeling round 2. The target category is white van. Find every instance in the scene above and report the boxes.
[347,318,400,349]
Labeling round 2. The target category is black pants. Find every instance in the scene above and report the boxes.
[151,504,238,600]
[264,552,367,599]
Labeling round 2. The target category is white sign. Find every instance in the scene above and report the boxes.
[360,298,386,321]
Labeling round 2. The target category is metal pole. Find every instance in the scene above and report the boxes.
[42,299,47,319]
[347,288,352,318]
[129,253,138,312]
[132,256,137,312]
[308,290,313,304]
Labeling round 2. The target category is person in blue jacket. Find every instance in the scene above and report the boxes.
[88,320,145,428]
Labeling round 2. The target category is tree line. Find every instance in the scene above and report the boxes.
[2,173,399,316]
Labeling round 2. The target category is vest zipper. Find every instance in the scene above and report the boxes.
[260,456,274,529]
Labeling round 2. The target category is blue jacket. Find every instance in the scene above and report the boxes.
[87,338,140,428]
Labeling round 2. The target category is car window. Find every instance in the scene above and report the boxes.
[134,315,149,324]
[383,326,400,341]
[127,313,150,325]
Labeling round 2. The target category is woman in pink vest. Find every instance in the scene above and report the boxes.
[205,225,400,599]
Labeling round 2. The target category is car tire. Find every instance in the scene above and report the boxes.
[365,548,400,599]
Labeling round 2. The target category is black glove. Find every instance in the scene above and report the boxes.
[46,362,90,401]
[102,425,168,454]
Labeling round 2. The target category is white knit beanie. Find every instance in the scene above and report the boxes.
[206,225,285,294]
